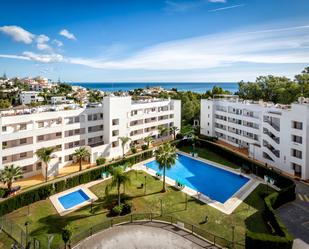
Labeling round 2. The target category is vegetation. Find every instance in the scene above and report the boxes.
[144,134,154,148]
[61,225,72,249]
[105,167,131,206]
[88,89,104,102]
[0,165,23,191]
[96,157,106,166]
[154,143,177,192]
[36,147,55,182]
[238,66,309,104]
[73,147,90,171]
[169,126,179,140]
[4,170,273,248]
[158,125,168,140]
[118,136,131,158]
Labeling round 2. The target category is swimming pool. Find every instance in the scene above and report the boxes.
[58,189,91,209]
[145,154,249,203]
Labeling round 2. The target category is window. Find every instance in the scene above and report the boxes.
[74,117,80,123]
[22,165,33,173]
[37,135,44,141]
[38,122,44,128]
[292,135,302,144]
[36,162,42,170]
[112,130,119,136]
[88,114,93,121]
[56,132,62,137]
[20,138,27,144]
[20,152,27,158]
[2,141,7,148]
[20,123,27,130]
[112,119,119,125]
[291,149,302,159]
[2,126,7,132]
[112,141,119,147]
[292,121,303,130]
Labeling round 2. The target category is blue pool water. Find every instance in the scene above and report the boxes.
[145,154,249,203]
[58,189,90,209]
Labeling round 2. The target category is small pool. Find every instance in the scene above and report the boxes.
[145,154,249,203]
[58,189,91,209]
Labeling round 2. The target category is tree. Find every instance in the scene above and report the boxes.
[158,125,168,141]
[0,165,22,191]
[105,166,131,206]
[0,99,11,109]
[169,126,179,140]
[61,225,72,249]
[154,143,177,192]
[73,147,90,172]
[36,147,55,182]
[118,136,131,158]
[144,135,154,148]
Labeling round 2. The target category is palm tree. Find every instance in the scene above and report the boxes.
[118,136,131,158]
[169,126,179,140]
[61,225,72,249]
[158,125,168,142]
[73,147,90,172]
[0,165,22,191]
[105,167,131,206]
[186,130,197,153]
[36,147,55,182]
[154,143,177,192]
[144,134,154,148]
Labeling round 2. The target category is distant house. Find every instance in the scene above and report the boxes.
[19,91,44,105]
[51,96,67,105]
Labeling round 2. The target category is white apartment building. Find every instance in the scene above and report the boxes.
[0,96,181,178]
[19,91,44,105]
[200,96,309,180]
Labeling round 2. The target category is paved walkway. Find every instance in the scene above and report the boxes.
[277,181,309,246]
[73,222,220,249]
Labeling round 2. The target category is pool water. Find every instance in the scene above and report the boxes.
[58,189,90,209]
[145,154,249,203]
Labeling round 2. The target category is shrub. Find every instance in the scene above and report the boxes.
[54,180,66,193]
[121,203,132,215]
[141,144,148,150]
[131,147,137,154]
[176,133,184,139]
[96,157,106,166]
[111,205,123,216]
[0,188,6,198]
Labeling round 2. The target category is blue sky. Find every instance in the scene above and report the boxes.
[0,0,309,82]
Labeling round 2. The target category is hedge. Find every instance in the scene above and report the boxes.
[0,150,154,216]
[177,138,295,249]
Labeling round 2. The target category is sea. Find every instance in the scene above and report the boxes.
[69,82,239,94]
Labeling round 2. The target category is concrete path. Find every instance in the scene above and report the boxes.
[74,222,220,249]
[277,181,309,247]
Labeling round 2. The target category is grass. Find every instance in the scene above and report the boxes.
[5,169,273,248]
[0,232,15,249]
[180,145,240,169]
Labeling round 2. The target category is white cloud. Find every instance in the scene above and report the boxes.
[36,34,52,52]
[22,51,64,63]
[208,4,245,12]
[59,29,76,40]
[52,39,63,47]
[0,25,34,44]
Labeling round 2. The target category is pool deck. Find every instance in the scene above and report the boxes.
[49,185,98,216]
[134,151,261,215]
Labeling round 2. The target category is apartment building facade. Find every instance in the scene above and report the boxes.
[200,96,309,180]
[0,96,181,178]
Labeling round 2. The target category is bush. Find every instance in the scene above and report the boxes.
[176,133,184,139]
[96,157,106,166]
[0,188,6,198]
[111,205,123,216]
[141,144,148,150]
[131,147,137,154]
[54,180,66,193]
[121,203,132,215]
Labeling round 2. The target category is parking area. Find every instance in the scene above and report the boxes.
[277,181,309,246]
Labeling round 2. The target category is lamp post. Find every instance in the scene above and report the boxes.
[160,199,163,216]
[24,221,30,246]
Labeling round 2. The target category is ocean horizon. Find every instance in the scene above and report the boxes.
[70,82,239,94]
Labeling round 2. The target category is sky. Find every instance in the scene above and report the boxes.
[0,0,309,82]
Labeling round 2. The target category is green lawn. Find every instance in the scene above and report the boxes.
[180,145,240,169]
[0,232,15,249]
[6,170,272,248]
